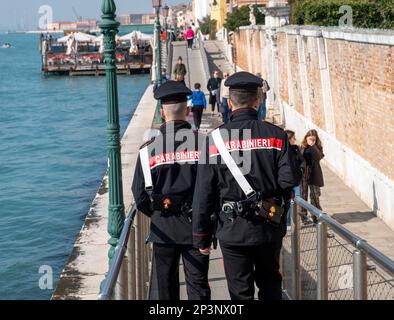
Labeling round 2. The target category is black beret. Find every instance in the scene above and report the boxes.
[224,71,263,90]
[154,80,192,104]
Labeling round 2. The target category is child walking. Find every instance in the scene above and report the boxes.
[300,129,325,224]
[190,83,206,130]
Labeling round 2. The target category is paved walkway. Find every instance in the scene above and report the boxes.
[174,39,394,300]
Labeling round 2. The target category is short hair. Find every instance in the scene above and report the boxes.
[229,89,258,109]
[162,102,187,118]
[194,83,201,89]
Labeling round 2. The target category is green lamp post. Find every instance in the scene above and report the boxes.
[162,5,170,69]
[153,0,164,124]
[99,0,125,262]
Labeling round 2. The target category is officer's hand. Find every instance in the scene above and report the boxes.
[199,247,211,256]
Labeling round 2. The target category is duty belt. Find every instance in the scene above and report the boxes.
[151,194,193,222]
[221,195,284,225]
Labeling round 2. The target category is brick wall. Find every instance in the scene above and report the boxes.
[233,25,394,228]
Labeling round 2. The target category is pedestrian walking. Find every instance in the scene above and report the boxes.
[207,70,222,116]
[256,73,270,121]
[220,72,231,124]
[193,71,296,300]
[190,83,206,130]
[300,129,325,224]
[132,81,211,300]
[185,26,195,50]
[285,130,306,225]
[173,56,187,85]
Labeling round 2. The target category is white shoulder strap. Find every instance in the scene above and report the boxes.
[139,146,153,191]
[211,129,256,198]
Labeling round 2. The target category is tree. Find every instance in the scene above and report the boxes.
[199,15,217,39]
[224,5,265,32]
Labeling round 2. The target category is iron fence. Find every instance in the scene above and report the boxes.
[282,196,394,300]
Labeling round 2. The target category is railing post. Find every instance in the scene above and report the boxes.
[290,200,301,300]
[136,212,144,300]
[353,250,368,300]
[127,227,136,300]
[100,0,125,263]
[317,221,328,300]
[114,256,128,300]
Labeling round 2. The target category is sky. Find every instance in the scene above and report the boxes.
[0,0,190,31]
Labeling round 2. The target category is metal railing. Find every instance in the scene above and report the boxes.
[198,31,211,80]
[282,196,394,300]
[98,203,152,300]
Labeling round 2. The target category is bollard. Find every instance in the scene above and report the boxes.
[353,250,368,300]
[290,200,301,300]
[317,222,328,300]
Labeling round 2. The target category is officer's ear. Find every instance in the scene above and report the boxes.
[228,99,234,110]
[186,107,191,117]
[161,107,166,120]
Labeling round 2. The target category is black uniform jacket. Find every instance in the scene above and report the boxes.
[132,120,204,245]
[192,108,297,248]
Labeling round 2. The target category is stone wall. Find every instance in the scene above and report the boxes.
[233,25,394,229]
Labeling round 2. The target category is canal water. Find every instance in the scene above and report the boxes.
[0,33,150,299]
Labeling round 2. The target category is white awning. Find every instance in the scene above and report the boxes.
[119,31,153,42]
[58,32,97,43]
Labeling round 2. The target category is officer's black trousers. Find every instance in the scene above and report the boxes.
[150,243,211,300]
[220,241,283,300]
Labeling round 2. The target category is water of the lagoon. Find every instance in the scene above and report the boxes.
[0,33,150,299]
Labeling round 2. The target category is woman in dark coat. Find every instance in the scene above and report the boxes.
[300,129,325,224]
[206,70,222,116]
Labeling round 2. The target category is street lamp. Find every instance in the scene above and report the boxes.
[99,0,125,264]
[152,0,163,124]
[162,5,169,69]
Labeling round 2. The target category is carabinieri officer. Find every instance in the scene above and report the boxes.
[192,72,296,300]
[132,80,211,300]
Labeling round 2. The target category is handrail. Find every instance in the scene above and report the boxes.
[294,196,394,275]
[98,203,138,300]
[198,31,210,80]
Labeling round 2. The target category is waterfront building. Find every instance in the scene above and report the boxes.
[192,0,211,24]
[142,13,156,25]
[231,0,269,8]
[118,14,132,25]
[210,0,228,31]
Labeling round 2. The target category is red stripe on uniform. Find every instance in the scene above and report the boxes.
[149,150,200,169]
[209,137,283,156]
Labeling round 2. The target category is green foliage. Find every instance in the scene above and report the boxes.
[294,0,394,29]
[199,15,218,39]
[224,5,265,32]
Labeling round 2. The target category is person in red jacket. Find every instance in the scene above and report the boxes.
[185,26,195,50]
[300,129,325,224]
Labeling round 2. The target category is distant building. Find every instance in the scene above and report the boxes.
[76,19,98,30]
[192,0,211,24]
[232,0,269,8]
[46,20,97,31]
[210,0,228,31]
[130,14,143,24]
[170,3,193,29]
[142,13,156,25]
[118,14,132,25]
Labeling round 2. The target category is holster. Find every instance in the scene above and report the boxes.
[151,194,192,221]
